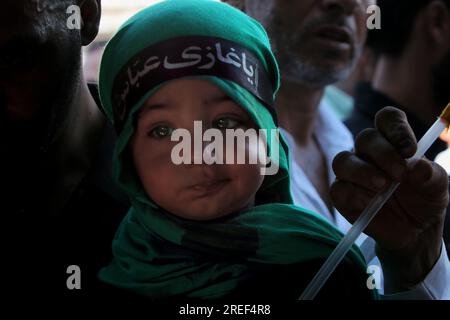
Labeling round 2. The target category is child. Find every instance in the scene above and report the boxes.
[98,0,377,300]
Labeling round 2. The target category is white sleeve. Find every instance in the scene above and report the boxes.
[381,241,450,300]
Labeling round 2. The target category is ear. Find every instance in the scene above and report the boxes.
[423,0,450,50]
[80,0,101,46]
[222,0,246,12]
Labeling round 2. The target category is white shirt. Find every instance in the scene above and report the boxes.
[280,101,450,299]
[435,149,450,174]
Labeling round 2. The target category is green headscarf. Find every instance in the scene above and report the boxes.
[98,0,377,299]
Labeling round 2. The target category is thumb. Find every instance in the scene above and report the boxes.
[405,158,449,199]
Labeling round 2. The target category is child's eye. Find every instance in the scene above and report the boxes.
[213,117,244,130]
[149,125,174,138]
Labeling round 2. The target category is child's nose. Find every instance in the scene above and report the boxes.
[181,120,226,165]
[186,135,225,165]
[202,138,225,165]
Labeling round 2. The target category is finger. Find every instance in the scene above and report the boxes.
[330,180,376,223]
[405,158,449,200]
[354,128,408,181]
[374,107,417,158]
[332,151,390,192]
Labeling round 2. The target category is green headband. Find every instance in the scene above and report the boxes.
[111,35,277,133]
[100,0,280,132]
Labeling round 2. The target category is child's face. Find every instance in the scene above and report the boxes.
[131,79,265,220]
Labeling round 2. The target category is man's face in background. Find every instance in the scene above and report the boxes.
[246,0,373,87]
[0,0,82,156]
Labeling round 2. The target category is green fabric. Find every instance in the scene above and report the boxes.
[323,85,354,120]
[98,0,378,299]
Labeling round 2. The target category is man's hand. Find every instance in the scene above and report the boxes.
[331,107,449,292]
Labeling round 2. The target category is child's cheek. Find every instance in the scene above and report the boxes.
[244,134,270,167]
[131,134,178,180]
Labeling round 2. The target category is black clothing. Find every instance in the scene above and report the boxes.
[3,84,129,301]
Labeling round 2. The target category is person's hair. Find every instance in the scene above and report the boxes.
[367,0,450,57]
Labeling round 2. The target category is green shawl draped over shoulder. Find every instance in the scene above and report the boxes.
[98,0,377,300]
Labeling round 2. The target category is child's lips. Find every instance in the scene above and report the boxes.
[189,179,230,197]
